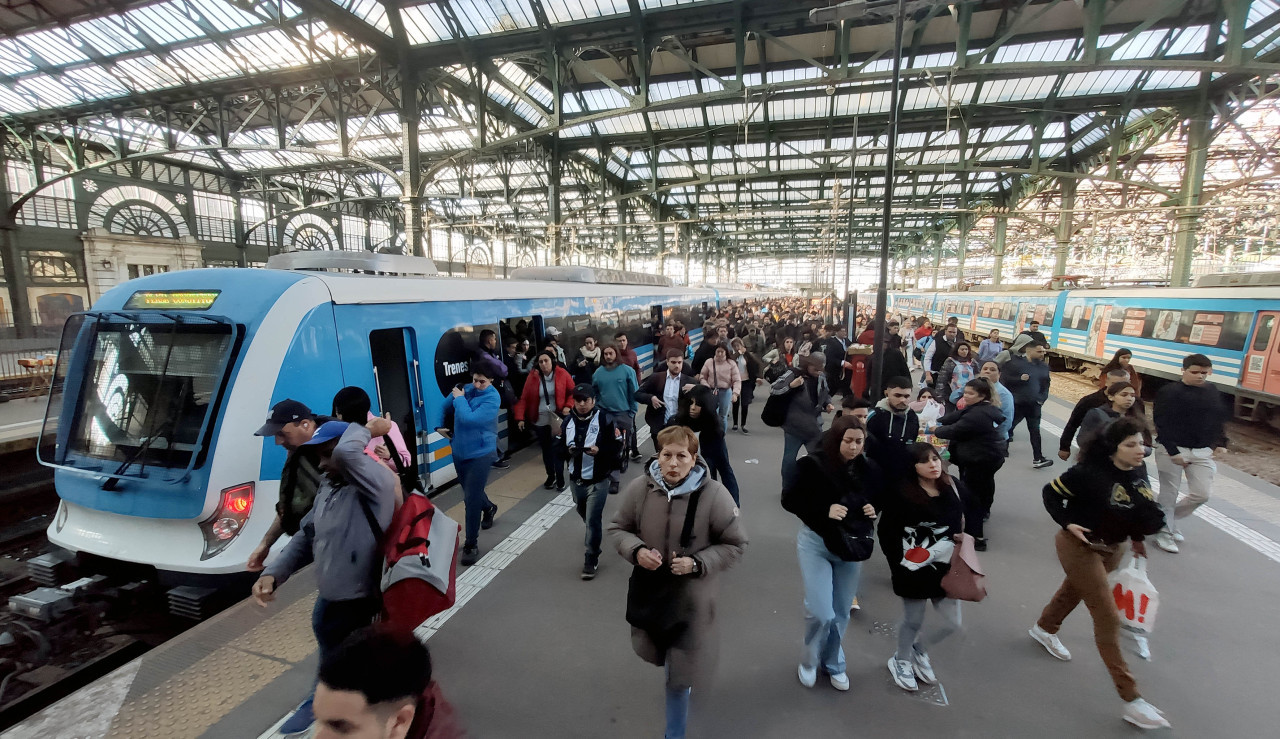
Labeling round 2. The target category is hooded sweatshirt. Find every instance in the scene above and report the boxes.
[866,398,921,477]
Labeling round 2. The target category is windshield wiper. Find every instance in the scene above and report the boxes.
[106,320,180,484]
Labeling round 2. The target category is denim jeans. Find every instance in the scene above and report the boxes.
[570,478,610,566]
[712,388,733,431]
[896,597,961,660]
[455,453,497,547]
[533,423,564,483]
[1010,401,1044,460]
[665,663,692,739]
[311,596,380,684]
[781,432,820,490]
[700,434,740,505]
[796,526,862,675]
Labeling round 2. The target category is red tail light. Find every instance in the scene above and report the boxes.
[223,483,253,515]
[199,482,255,561]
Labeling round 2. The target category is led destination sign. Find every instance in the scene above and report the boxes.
[123,290,221,310]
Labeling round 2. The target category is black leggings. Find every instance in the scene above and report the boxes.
[731,385,755,428]
[959,459,1003,539]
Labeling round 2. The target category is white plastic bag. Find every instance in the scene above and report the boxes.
[1108,553,1159,634]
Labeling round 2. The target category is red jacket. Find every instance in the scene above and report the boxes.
[513,366,574,422]
[619,347,641,380]
[407,681,465,739]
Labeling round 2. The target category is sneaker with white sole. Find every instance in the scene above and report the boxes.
[1033,457,1054,469]
[849,596,860,612]
[1122,698,1170,729]
[797,663,817,688]
[888,657,918,692]
[1172,531,1185,543]
[829,672,850,691]
[1153,531,1179,553]
[1029,625,1072,661]
[1131,634,1151,661]
[911,649,937,684]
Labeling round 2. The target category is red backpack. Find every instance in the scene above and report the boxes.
[364,492,460,633]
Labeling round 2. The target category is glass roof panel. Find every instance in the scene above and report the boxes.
[1247,0,1280,27]
[544,0,630,24]
[327,0,393,34]
[452,0,536,35]
[16,28,90,66]
[73,16,146,55]
[400,3,452,44]
[991,39,1077,64]
[1167,25,1209,55]
[125,3,212,44]
[0,39,37,76]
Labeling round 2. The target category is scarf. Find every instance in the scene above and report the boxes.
[564,409,602,481]
[647,459,708,500]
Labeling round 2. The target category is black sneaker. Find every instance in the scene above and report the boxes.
[543,475,556,490]
[630,451,643,462]
[555,479,566,492]
[461,545,479,566]
[481,503,498,530]
[973,537,988,552]
[740,427,750,435]
[731,424,739,431]
[581,564,597,580]
[1033,458,1054,469]
[608,482,620,495]
[492,458,510,469]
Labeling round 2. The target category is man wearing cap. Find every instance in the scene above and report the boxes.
[251,414,397,735]
[561,383,623,580]
[247,399,329,573]
[544,327,567,365]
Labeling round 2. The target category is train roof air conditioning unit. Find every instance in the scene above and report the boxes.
[510,266,674,287]
[1193,271,1280,288]
[267,251,439,277]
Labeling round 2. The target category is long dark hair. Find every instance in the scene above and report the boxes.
[899,442,955,506]
[964,377,994,403]
[1100,348,1133,375]
[820,415,866,474]
[676,384,723,436]
[1080,416,1148,467]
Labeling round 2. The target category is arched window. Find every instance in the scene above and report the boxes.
[281,213,337,251]
[88,186,189,238]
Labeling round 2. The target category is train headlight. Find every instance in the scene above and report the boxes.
[199,482,254,561]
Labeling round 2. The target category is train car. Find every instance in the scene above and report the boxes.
[865,283,1280,421]
[36,253,723,581]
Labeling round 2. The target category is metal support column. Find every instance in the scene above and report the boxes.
[956,219,968,287]
[1053,178,1076,281]
[0,128,31,337]
[931,232,942,289]
[1171,95,1210,287]
[548,136,563,266]
[992,214,1007,287]
[400,68,424,258]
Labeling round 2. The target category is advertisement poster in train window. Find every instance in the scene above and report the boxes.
[1103,306,1251,351]
[1186,312,1249,350]
[1064,300,1090,330]
[1152,310,1180,341]
[1121,308,1149,337]
[1087,305,1112,357]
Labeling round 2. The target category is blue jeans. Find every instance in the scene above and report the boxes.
[665,663,691,739]
[796,526,862,675]
[700,434,740,505]
[781,431,820,490]
[712,388,733,431]
[570,478,610,566]
[455,453,496,547]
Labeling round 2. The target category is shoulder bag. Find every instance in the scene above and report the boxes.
[942,484,987,601]
[625,486,705,649]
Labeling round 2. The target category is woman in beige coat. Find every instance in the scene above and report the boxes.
[609,425,747,739]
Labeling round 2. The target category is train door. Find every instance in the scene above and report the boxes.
[369,328,425,489]
[650,304,664,332]
[1241,312,1280,394]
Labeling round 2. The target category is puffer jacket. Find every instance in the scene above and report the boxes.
[934,402,1008,465]
[608,459,747,689]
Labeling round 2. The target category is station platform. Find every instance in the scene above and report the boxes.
[0,397,46,454]
[6,395,1279,738]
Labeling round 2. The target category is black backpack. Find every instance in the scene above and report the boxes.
[761,378,797,428]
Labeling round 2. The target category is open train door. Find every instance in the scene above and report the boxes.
[1241,312,1280,396]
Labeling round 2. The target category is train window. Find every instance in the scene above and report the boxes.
[1252,315,1274,352]
[650,304,663,330]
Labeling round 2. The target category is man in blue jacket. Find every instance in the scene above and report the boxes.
[252,416,397,735]
[450,363,503,565]
[1001,340,1053,469]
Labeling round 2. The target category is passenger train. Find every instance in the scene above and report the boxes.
[37,253,762,580]
[865,278,1280,420]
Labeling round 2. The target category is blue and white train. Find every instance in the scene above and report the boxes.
[867,278,1280,418]
[38,253,755,580]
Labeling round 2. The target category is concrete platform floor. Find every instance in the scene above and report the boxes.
[420,397,1277,738]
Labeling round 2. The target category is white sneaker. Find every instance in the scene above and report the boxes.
[829,672,850,691]
[911,649,937,684]
[797,663,817,688]
[888,656,918,692]
[849,596,860,612]
[1172,531,1185,543]
[1131,634,1152,661]
[1122,698,1170,729]
[1153,532,1179,553]
[1029,625,1072,661]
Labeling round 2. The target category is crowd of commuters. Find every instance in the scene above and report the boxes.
[243,293,1236,737]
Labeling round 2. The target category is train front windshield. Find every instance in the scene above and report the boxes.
[43,314,237,476]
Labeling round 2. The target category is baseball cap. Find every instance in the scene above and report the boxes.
[571,383,596,400]
[255,399,314,436]
[545,326,561,337]
[301,420,350,447]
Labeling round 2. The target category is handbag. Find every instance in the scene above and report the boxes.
[1107,552,1158,634]
[943,533,986,602]
[835,526,875,562]
[625,487,704,647]
[760,378,797,428]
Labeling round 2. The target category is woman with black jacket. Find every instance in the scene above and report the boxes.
[781,415,881,692]
[1029,417,1170,730]
[1077,381,1151,454]
[933,378,1007,550]
[877,443,966,693]
[672,385,741,506]
[729,337,763,434]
